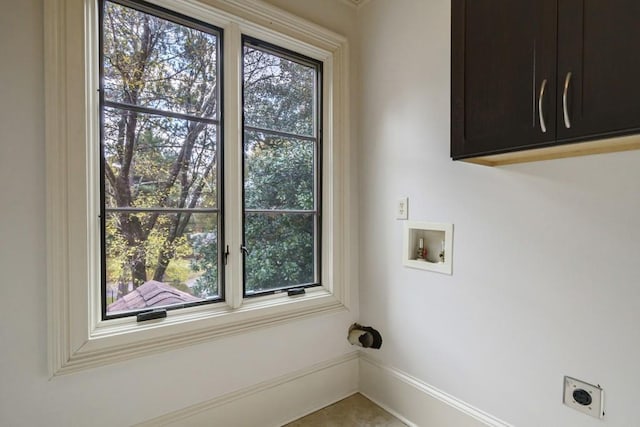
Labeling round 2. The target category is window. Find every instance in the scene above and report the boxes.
[242,37,322,297]
[99,0,324,319]
[100,0,224,318]
[46,0,351,375]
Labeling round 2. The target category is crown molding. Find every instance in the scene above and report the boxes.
[338,0,372,9]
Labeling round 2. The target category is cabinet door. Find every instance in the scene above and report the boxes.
[451,0,557,159]
[557,0,640,141]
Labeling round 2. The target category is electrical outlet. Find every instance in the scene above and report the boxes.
[563,376,604,419]
[396,197,408,220]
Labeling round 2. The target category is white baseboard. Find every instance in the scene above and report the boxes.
[135,351,359,427]
[135,351,512,427]
[359,355,513,427]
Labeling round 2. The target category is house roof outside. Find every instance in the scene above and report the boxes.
[107,280,202,313]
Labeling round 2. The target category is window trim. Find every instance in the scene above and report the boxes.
[46,0,352,376]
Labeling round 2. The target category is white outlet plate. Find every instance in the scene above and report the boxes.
[563,376,604,419]
[396,197,408,220]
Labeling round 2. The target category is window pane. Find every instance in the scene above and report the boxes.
[103,1,219,118]
[243,45,316,136]
[244,213,316,294]
[101,2,223,320]
[105,212,219,315]
[103,107,218,209]
[244,130,315,210]
[242,39,321,296]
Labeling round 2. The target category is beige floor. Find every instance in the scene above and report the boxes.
[284,393,406,427]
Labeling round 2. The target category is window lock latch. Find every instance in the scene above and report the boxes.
[136,309,167,322]
[287,288,306,296]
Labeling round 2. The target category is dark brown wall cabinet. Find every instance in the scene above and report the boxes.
[452,0,640,165]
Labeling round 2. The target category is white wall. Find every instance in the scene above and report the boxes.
[358,1,640,426]
[0,1,358,426]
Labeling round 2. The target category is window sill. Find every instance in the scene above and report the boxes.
[60,289,346,376]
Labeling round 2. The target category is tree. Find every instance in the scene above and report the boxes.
[190,231,218,298]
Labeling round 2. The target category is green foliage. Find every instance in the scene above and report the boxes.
[104,213,193,283]
[190,233,218,298]
[242,46,320,293]
[164,259,192,287]
[244,137,314,210]
[245,214,314,292]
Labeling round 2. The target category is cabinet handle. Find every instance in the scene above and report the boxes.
[562,72,572,129]
[538,79,548,133]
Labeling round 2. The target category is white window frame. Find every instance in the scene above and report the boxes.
[46,0,352,376]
